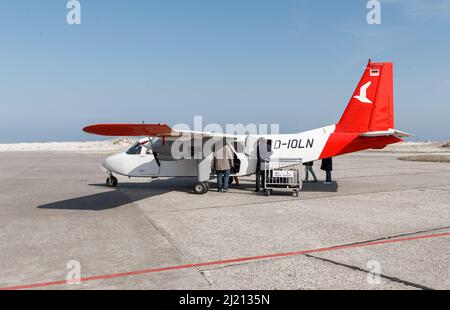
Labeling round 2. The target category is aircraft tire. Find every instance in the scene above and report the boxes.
[193,182,207,194]
[106,176,118,188]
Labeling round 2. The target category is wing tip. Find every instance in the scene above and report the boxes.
[82,125,98,135]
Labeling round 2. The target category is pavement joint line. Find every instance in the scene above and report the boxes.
[304,254,433,290]
[336,170,450,181]
[199,260,264,272]
[156,183,450,214]
[117,183,198,264]
[196,225,450,272]
[336,225,450,247]
[120,190,202,281]
[1,230,449,290]
[199,270,215,287]
[426,187,450,192]
[142,213,196,263]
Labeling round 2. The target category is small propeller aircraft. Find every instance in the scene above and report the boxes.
[83,61,411,194]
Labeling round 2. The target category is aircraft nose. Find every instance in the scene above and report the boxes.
[102,154,124,174]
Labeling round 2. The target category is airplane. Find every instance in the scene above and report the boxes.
[83,60,411,194]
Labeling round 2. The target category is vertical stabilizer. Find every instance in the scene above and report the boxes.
[337,61,394,133]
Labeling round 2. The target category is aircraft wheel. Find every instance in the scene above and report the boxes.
[106,176,118,188]
[193,182,207,194]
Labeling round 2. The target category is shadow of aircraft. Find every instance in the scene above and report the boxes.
[37,178,195,211]
[37,178,339,211]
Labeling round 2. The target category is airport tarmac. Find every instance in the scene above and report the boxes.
[0,151,449,290]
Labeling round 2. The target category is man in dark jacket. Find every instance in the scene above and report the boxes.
[255,138,272,192]
[320,158,333,184]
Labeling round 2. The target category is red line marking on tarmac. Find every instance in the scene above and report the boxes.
[2,231,450,290]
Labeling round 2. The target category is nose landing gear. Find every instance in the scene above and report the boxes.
[106,172,118,188]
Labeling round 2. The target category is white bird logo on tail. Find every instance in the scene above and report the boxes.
[354,81,373,103]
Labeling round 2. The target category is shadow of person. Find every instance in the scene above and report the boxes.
[37,178,195,211]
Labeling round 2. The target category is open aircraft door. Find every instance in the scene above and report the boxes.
[242,135,259,175]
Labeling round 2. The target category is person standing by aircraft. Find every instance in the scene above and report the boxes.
[304,161,317,182]
[255,138,273,192]
[321,158,333,184]
[212,140,234,192]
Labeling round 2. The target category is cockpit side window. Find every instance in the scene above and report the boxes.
[151,138,161,148]
[126,142,142,155]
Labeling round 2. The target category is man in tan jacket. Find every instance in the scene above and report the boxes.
[212,141,234,192]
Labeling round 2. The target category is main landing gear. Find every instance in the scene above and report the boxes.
[193,182,209,194]
[193,176,235,194]
[106,173,118,188]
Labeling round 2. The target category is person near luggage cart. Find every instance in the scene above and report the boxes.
[321,157,333,184]
[303,161,317,182]
[255,138,273,192]
[212,140,234,192]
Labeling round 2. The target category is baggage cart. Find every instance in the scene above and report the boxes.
[262,159,303,197]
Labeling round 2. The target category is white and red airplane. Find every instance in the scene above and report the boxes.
[83,61,411,194]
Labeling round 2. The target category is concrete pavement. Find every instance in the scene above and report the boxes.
[0,151,449,289]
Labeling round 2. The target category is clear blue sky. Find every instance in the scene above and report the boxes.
[0,0,449,142]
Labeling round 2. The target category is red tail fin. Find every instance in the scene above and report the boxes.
[337,61,394,133]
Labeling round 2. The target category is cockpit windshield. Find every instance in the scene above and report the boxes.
[126,142,142,155]
[151,138,161,148]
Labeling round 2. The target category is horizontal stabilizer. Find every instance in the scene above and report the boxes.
[360,128,412,138]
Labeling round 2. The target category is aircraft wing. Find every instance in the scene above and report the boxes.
[83,124,239,139]
[83,124,173,137]
[360,128,413,138]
